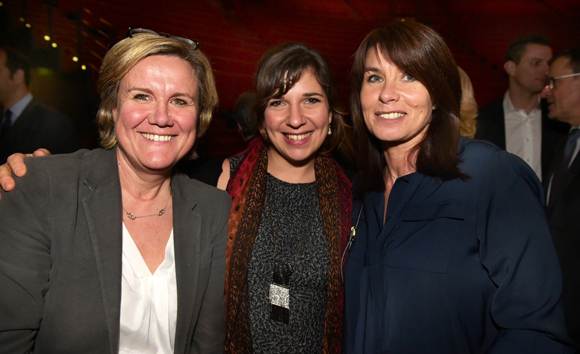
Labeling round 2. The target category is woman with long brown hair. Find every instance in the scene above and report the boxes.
[218,43,351,353]
[344,22,573,353]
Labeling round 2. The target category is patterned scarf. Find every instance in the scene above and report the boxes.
[224,138,352,354]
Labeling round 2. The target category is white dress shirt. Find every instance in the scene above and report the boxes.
[119,223,177,354]
[4,93,33,125]
[503,91,543,180]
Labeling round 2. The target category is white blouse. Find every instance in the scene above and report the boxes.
[119,223,177,354]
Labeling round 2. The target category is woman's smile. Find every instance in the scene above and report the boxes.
[361,47,432,150]
[113,55,199,174]
[140,133,176,142]
[284,131,313,141]
[264,69,332,167]
[377,112,406,120]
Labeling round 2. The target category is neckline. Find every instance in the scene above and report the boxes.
[122,222,175,277]
[267,172,317,186]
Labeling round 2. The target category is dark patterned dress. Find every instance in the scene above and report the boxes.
[230,157,329,353]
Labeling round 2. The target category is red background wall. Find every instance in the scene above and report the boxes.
[1,0,579,159]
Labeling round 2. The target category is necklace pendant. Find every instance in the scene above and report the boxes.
[122,190,171,220]
[270,259,293,324]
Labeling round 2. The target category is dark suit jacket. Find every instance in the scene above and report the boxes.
[345,139,573,353]
[545,137,580,350]
[0,98,79,163]
[0,148,230,354]
[476,98,569,181]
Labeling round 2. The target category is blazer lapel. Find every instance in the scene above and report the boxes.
[479,100,506,150]
[76,152,209,353]
[494,104,507,150]
[544,139,564,194]
[550,153,580,208]
[546,137,572,210]
[172,173,202,353]
[2,99,39,140]
[18,97,39,117]
[80,148,123,354]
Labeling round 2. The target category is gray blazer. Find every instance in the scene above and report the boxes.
[0,148,230,354]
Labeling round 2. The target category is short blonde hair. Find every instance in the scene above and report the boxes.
[96,33,218,158]
[458,67,477,139]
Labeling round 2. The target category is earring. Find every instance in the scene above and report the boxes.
[328,126,332,136]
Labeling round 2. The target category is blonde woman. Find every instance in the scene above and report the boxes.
[0,30,229,353]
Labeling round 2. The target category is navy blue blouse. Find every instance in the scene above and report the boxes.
[345,138,574,353]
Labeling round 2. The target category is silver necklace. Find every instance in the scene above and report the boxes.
[122,191,171,220]
[387,163,416,181]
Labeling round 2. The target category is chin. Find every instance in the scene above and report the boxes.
[141,158,178,172]
[289,158,311,165]
[284,152,316,165]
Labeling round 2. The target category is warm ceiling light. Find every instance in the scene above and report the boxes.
[20,17,25,22]
[26,23,31,28]
[81,65,87,70]
[52,43,57,48]
[44,35,51,41]
[72,56,79,62]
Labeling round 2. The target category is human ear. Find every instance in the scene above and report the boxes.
[112,107,118,122]
[12,69,25,85]
[504,61,516,76]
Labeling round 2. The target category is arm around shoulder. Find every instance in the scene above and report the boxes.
[0,150,51,195]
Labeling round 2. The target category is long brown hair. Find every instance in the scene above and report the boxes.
[351,21,464,192]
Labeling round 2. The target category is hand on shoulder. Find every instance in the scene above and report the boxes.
[0,149,51,199]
